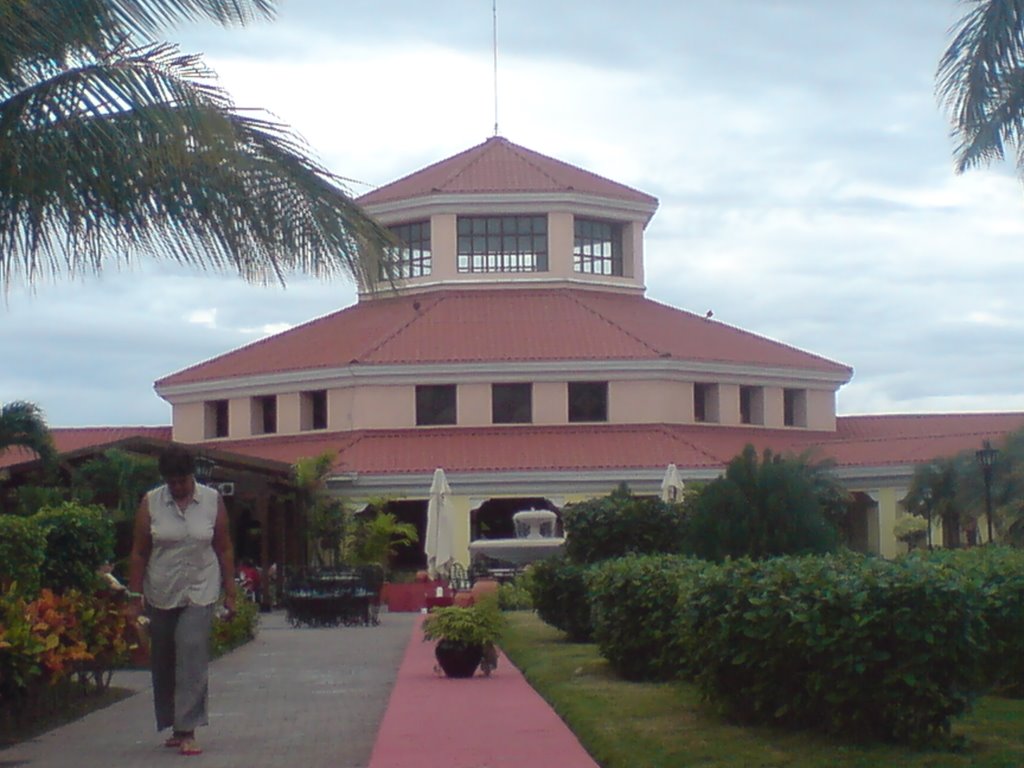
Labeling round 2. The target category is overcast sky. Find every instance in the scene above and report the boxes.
[4,0,1024,427]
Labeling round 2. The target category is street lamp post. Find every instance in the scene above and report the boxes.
[921,487,933,551]
[975,440,999,545]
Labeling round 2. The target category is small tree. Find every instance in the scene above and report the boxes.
[685,445,841,562]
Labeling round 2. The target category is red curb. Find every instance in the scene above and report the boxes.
[368,615,599,768]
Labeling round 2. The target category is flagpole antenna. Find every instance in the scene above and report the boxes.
[492,0,499,135]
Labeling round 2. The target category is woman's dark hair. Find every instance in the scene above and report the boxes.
[158,445,195,479]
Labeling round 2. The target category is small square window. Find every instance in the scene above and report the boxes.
[492,383,532,424]
[416,385,456,426]
[568,381,608,422]
[301,390,328,431]
[204,400,228,438]
[784,389,807,427]
[740,386,764,425]
[694,383,719,423]
[252,395,277,435]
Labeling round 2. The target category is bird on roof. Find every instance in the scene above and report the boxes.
[705,310,714,319]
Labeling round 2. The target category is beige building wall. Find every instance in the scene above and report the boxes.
[459,383,491,427]
[277,392,301,434]
[173,401,204,442]
[717,384,741,426]
[763,387,785,428]
[351,386,413,429]
[549,212,574,278]
[533,382,567,425]
[431,214,457,280]
[608,380,691,423]
[807,389,836,431]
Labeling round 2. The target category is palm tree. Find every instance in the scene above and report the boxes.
[938,0,1024,175]
[0,400,55,463]
[0,0,394,292]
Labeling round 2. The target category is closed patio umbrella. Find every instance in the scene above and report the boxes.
[425,468,454,579]
[660,463,685,503]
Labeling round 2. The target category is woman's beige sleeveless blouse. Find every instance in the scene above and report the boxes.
[144,483,221,609]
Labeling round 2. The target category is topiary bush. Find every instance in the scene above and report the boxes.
[562,484,688,565]
[0,514,46,595]
[527,556,593,642]
[33,502,115,594]
[681,553,986,744]
[588,554,709,681]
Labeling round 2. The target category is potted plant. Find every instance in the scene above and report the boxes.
[422,598,504,678]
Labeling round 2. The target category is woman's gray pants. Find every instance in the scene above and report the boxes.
[146,603,215,732]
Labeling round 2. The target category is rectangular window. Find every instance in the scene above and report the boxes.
[740,386,764,425]
[457,215,548,273]
[300,390,328,431]
[694,383,719,423]
[492,383,532,424]
[252,395,277,435]
[383,221,431,279]
[574,219,623,276]
[416,385,456,426]
[204,399,229,438]
[784,388,807,427]
[568,381,608,423]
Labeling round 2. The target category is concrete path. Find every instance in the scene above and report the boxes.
[0,610,599,768]
[0,611,414,768]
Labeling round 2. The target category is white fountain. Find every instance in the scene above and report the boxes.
[468,508,565,567]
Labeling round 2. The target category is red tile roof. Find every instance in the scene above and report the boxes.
[156,288,850,388]
[0,426,172,469]
[203,412,1024,476]
[356,136,658,208]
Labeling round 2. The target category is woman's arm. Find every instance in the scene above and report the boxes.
[212,495,237,615]
[127,496,152,616]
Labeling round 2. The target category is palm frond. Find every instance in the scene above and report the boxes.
[0,400,56,462]
[0,42,394,290]
[937,0,1024,172]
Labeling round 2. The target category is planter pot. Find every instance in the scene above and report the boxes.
[434,640,483,678]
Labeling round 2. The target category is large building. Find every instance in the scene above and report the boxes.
[6,137,1024,568]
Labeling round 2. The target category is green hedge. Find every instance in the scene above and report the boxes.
[528,556,593,642]
[562,485,688,565]
[588,554,708,681]
[0,515,46,596]
[33,503,114,594]
[682,554,985,743]
[916,546,1024,697]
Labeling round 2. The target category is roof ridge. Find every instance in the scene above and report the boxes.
[658,424,731,465]
[569,293,666,357]
[500,138,572,191]
[354,294,446,361]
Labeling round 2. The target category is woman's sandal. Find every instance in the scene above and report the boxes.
[179,737,203,756]
[164,733,186,748]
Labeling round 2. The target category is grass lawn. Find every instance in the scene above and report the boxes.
[500,611,1024,768]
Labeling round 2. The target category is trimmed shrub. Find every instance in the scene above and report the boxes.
[682,554,985,744]
[528,556,593,641]
[917,546,1024,697]
[562,484,688,565]
[0,515,46,595]
[32,502,114,594]
[588,554,709,681]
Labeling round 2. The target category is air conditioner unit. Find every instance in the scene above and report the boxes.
[216,482,235,497]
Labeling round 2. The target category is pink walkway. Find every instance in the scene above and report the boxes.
[368,615,600,768]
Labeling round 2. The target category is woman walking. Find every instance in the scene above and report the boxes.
[128,445,236,756]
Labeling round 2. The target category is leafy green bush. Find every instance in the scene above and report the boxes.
[422,598,505,647]
[682,554,985,743]
[497,570,534,611]
[588,554,708,681]
[32,503,114,593]
[684,446,840,562]
[562,484,688,565]
[210,595,259,656]
[527,556,593,642]
[916,546,1024,696]
[0,515,46,595]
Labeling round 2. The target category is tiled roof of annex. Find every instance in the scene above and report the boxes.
[0,426,172,469]
[155,288,852,388]
[356,136,658,208]
[191,412,1024,476]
